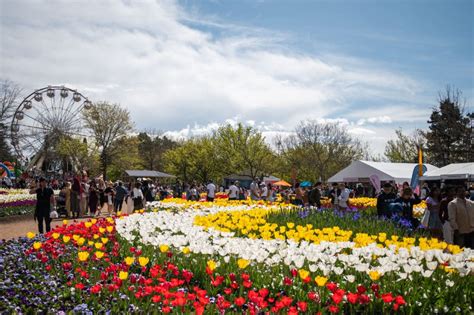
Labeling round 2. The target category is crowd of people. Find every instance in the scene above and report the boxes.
[376,181,474,249]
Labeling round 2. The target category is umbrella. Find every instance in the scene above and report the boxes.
[300,181,312,187]
[273,180,292,187]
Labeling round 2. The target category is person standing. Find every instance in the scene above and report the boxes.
[114,181,127,213]
[237,181,246,200]
[338,183,350,211]
[132,182,144,210]
[395,187,422,227]
[206,180,216,202]
[228,181,239,201]
[329,183,340,209]
[420,182,430,200]
[261,183,269,201]
[63,182,72,218]
[308,182,322,209]
[376,183,397,217]
[425,187,443,238]
[104,182,114,216]
[439,187,455,243]
[249,179,260,201]
[97,179,106,216]
[88,183,99,217]
[294,183,304,206]
[448,186,474,249]
[30,178,55,234]
[71,174,82,218]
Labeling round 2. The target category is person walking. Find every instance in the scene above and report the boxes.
[249,179,260,201]
[114,181,127,213]
[448,186,474,249]
[376,183,397,217]
[30,178,55,234]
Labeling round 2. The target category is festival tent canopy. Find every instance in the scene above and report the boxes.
[273,180,292,187]
[125,170,175,178]
[328,160,438,184]
[300,181,312,187]
[420,163,474,181]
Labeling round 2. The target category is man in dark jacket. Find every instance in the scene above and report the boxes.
[308,182,322,208]
[376,183,397,217]
[30,178,55,234]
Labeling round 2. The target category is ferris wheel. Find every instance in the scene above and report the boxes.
[10,85,92,171]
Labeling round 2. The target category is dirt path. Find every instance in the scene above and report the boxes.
[0,200,133,240]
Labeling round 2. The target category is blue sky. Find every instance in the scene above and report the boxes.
[1,0,472,154]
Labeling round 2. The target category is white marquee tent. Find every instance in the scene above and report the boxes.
[420,162,474,181]
[328,160,439,184]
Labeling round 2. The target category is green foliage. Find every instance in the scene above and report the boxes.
[425,87,472,166]
[164,123,274,182]
[384,129,425,163]
[107,136,144,181]
[57,136,100,175]
[83,102,133,179]
[276,121,367,182]
[137,132,177,170]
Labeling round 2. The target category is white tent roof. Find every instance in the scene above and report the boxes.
[328,160,439,184]
[420,163,474,181]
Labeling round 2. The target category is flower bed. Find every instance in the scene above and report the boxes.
[0,193,36,217]
[1,200,472,314]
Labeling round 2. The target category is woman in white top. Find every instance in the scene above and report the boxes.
[132,182,144,210]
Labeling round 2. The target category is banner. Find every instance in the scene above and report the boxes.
[410,164,427,191]
[369,174,381,193]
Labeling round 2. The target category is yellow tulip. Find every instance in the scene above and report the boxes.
[101,237,109,244]
[369,270,380,281]
[159,245,169,253]
[91,218,97,224]
[182,247,191,254]
[52,232,60,239]
[95,243,103,249]
[62,219,68,225]
[77,238,85,246]
[237,258,250,269]
[33,242,42,250]
[93,234,99,239]
[26,232,35,239]
[85,222,92,228]
[298,269,310,280]
[78,251,89,262]
[119,271,128,280]
[72,235,80,241]
[207,260,217,271]
[138,256,149,267]
[88,241,94,246]
[95,251,104,259]
[124,256,135,265]
[99,227,106,233]
[63,236,71,243]
[106,226,114,233]
[315,276,328,287]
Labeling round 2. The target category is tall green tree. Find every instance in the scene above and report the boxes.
[384,129,425,163]
[57,136,99,174]
[107,136,144,181]
[83,102,133,180]
[137,131,176,170]
[213,123,275,178]
[276,120,367,182]
[424,87,472,166]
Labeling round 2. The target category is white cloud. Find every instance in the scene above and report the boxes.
[0,0,428,154]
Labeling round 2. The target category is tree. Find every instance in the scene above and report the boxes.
[164,137,219,183]
[0,79,22,161]
[137,131,177,170]
[213,123,275,179]
[83,102,133,180]
[384,129,426,163]
[424,87,472,166]
[276,120,367,182]
[107,136,144,181]
[57,136,99,174]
